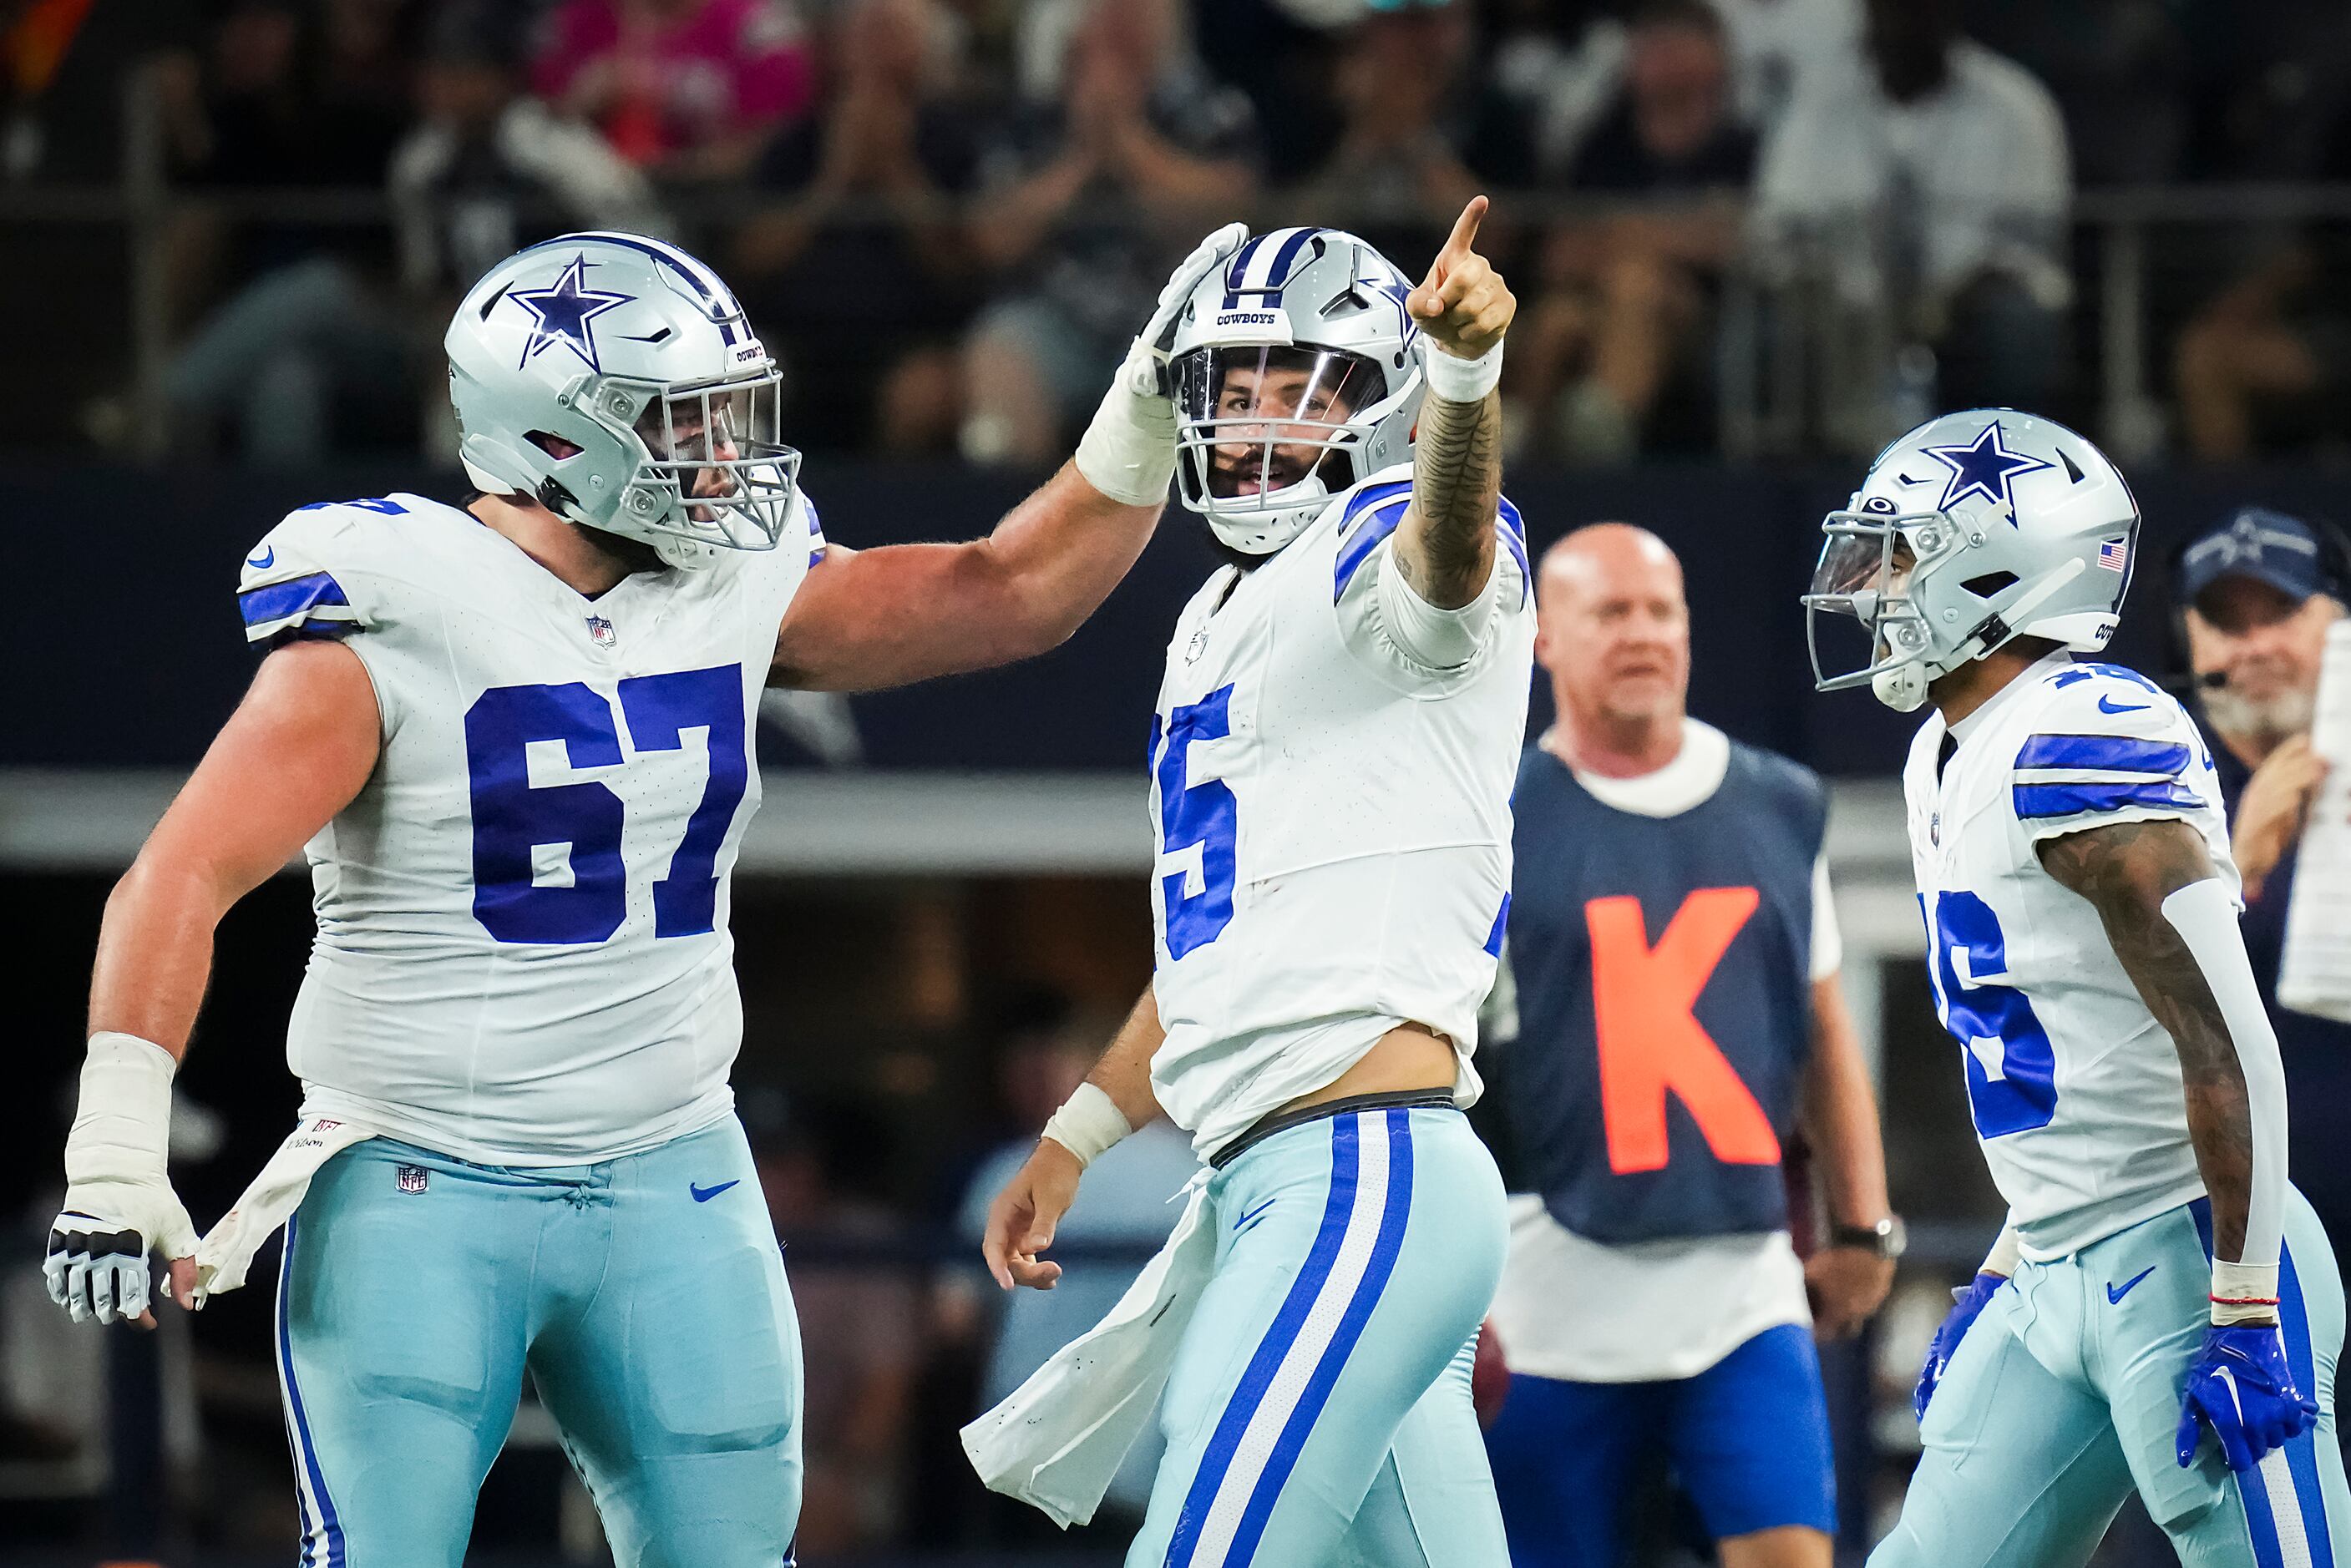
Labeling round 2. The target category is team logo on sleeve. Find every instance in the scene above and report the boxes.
[509,254,632,373]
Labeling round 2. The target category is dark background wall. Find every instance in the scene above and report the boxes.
[10,461,2350,776]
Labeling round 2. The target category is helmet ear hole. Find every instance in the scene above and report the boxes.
[527,430,584,461]
[1962,571,2019,598]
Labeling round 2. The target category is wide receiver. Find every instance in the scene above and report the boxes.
[1806,408,2346,1565]
[41,228,1235,1565]
[984,200,1530,1565]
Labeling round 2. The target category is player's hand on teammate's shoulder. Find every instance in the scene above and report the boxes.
[982,1138,1084,1292]
[1804,1245,1895,1341]
[1406,196,1515,366]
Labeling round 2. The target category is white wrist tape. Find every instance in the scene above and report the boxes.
[2212,1259,2283,1324]
[1421,338,1504,404]
[1073,343,1178,508]
[1041,1082,1132,1169]
[1982,1224,2021,1277]
[2161,878,2288,1275]
[67,1033,178,1188]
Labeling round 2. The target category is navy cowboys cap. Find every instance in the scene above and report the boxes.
[2175,508,2342,610]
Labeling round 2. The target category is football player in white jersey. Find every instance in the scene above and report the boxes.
[1806,408,2348,1566]
[981,200,1532,1567]
[40,227,1246,1566]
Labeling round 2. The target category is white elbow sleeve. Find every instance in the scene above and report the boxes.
[2161,878,2288,1279]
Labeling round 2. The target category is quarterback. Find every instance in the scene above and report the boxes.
[41,229,1228,1565]
[1807,408,2346,1565]
[983,199,1530,1566]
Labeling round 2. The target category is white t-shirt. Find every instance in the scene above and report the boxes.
[1485,718,1834,1383]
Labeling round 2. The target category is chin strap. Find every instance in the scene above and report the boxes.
[1872,555,2091,712]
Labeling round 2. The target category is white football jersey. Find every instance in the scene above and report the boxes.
[1147,464,1537,1159]
[236,490,823,1165]
[1903,651,2237,1260]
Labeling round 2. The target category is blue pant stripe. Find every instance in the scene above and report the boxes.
[276,1216,345,1568]
[1223,1109,1416,1566]
[2281,1242,2337,1566]
[1164,1115,1362,1566]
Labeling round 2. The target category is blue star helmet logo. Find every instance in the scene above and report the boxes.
[1919,420,2053,519]
[509,254,633,374]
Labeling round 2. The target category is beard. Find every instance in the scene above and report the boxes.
[2200,683,2315,752]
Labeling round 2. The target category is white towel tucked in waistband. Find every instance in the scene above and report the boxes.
[960,1176,1215,1527]
[189,1113,383,1302]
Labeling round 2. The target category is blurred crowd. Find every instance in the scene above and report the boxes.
[8,0,2351,462]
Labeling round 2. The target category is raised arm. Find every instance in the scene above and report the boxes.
[53,639,380,1327]
[772,224,1251,693]
[2035,818,2281,1276]
[1392,196,1516,610]
[768,465,1161,692]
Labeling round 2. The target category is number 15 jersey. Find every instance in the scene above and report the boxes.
[1903,653,2238,1261]
[236,491,820,1166]
[1147,464,1538,1161]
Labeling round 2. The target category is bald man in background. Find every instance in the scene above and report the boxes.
[1479,526,1896,1568]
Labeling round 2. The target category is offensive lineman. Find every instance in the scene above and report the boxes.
[983,200,1528,1566]
[1806,408,2347,1565]
[41,228,1236,1565]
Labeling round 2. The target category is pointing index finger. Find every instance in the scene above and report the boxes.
[1439,195,1489,263]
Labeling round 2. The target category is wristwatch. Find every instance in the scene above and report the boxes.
[1829,1216,1908,1260]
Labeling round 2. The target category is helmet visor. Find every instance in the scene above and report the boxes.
[1803,515,1929,691]
[1172,345,1386,516]
[625,369,798,551]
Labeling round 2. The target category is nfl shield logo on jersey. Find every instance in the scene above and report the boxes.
[585,615,617,648]
[397,1165,428,1195]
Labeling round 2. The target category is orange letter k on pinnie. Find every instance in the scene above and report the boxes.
[1585,888,1781,1176]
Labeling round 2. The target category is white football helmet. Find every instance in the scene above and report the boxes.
[1805,409,2141,712]
[446,232,799,569]
[1166,226,1426,555]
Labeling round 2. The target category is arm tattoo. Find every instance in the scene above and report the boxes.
[2038,819,2253,1259]
[1395,387,1502,610]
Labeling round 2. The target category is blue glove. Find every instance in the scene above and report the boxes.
[2176,1323,2318,1472]
[1915,1272,2005,1423]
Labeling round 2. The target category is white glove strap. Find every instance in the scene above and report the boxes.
[67,1032,177,1188]
[1041,1082,1132,1170]
[1073,344,1179,508]
[2212,1260,2283,1325]
[1421,339,1505,405]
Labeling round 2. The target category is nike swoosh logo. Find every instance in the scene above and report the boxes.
[1234,1197,1277,1234]
[690,1180,741,1203]
[246,546,276,569]
[2097,695,2149,714]
[2107,1264,2157,1303]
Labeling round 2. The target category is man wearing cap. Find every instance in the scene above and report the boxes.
[2174,505,2351,1262]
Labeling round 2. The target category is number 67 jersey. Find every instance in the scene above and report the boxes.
[1146,466,1538,1161]
[236,491,821,1166]
[1903,654,2240,1262]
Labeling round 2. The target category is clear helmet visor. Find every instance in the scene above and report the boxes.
[1803,514,1931,690]
[617,368,799,552]
[1171,345,1386,517]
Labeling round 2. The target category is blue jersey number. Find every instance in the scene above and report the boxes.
[1153,685,1239,959]
[1923,891,2059,1137]
[464,665,748,945]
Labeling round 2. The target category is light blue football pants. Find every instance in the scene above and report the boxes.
[275,1118,803,1568]
[1872,1190,2348,1568]
[1127,1104,1512,1568]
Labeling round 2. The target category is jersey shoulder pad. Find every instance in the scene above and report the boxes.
[798,488,826,568]
[2006,661,2209,839]
[236,493,423,644]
